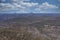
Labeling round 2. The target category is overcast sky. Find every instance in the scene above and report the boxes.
[0,0,60,13]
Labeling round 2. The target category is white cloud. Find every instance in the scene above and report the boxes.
[12,3,25,9]
[0,0,39,13]
[42,2,58,8]
[0,3,14,9]
[12,0,22,1]
[0,0,38,9]
[20,2,38,7]
[12,0,38,7]
[35,2,58,11]
[12,0,30,3]
[0,0,59,13]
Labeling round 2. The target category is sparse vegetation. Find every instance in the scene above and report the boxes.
[0,14,60,40]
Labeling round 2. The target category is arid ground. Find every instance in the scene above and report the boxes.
[0,13,60,40]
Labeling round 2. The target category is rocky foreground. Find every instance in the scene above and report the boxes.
[0,25,60,40]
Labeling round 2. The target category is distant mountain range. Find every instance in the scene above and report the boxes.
[0,13,60,22]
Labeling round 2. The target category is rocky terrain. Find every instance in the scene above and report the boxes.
[0,13,60,40]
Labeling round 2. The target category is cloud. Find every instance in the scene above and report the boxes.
[12,3,25,9]
[0,3,15,11]
[0,0,39,13]
[35,2,58,11]
[0,0,59,13]
[20,2,38,7]
[12,0,30,2]
[42,2,58,8]
[12,0,38,7]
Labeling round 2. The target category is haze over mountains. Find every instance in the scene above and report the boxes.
[0,13,60,40]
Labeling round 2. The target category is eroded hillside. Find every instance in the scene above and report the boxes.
[0,14,60,40]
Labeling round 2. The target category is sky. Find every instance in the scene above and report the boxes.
[0,0,60,13]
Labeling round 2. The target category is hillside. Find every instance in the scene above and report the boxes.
[0,13,60,40]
